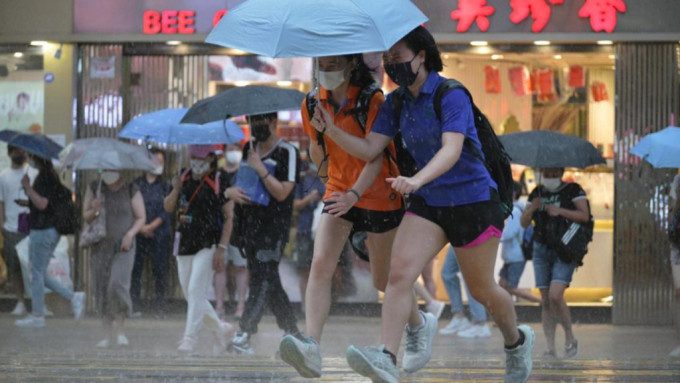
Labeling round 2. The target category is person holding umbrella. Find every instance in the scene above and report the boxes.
[311,26,533,382]
[15,152,85,328]
[279,54,425,379]
[163,144,234,354]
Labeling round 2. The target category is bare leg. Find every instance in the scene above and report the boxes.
[539,288,557,354]
[299,267,310,308]
[414,281,434,304]
[509,287,542,303]
[214,269,227,314]
[421,259,437,297]
[304,214,353,342]
[456,238,519,346]
[234,265,248,314]
[381,215,448,354]
[548,282,575,345]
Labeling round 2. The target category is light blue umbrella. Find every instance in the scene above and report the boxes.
[119,108,245,144]
[630,126,680,168]
[206,0,428,57]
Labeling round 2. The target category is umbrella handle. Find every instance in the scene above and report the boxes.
[96,175,103,198]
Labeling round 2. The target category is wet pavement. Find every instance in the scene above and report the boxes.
[1,314,680,382]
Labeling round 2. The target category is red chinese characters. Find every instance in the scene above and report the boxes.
[509,0,563,33]
[450,0,495,33]
[578,0,626,33]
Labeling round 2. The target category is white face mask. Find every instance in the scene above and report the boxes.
[150,165,164,176]
[318,69,347,90]
[540,177,562,191]
[101,171,120,185]
[226,150,243,165]
[190,159,210,176]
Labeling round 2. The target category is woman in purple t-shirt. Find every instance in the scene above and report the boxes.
[313,26,533,383]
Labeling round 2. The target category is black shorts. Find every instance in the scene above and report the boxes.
[405,194,505,248]
[323,202,404,233]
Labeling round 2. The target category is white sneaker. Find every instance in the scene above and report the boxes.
[439,316,470,335]
[670,346,680,358]
[44,307,54,317]
[402,311,437,373]
[71,292,86,321]
[504,325,534,383]
[10,301,26,316]
[117,333,130,347]
[425,300,446,319]
[279,334,322,378]
[96,338,111,348]
[346,344,398,383]
[15,315,46,328]
[457,323,492,338]
[229,331,254,355]
[177,336,197,353]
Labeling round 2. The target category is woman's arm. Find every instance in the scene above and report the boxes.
[324,156,383,217]
[388,132,464,194]
[247,150,296,202]
[82,186,101,223]
[121,191,146,251]
[213,200,235,271]
[314,106,390,162]
[546,198,590,223]
[22,175,48,211]
[163,176,181,213]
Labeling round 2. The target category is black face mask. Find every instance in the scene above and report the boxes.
[10,155,25,166]
[384,55,421,87]
[251,123,272,142]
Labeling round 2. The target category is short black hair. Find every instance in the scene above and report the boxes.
[250,112,277,121]
[7,145,18,155]
[400,26,443,72]
[513,181,522,200]
[343,54,376,88]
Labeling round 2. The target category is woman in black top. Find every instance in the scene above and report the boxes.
[15,155,85,328]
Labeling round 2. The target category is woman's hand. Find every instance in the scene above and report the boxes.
[310,105,336,135]
[21,174,30,189]
[324,191,358,217]
[545,205,562,217]
[91,198,102,214]
[386,176,422,195]
[121,233,134,252]
[213,249,226,272]
[171,175,182,190]
[225,186,250,204]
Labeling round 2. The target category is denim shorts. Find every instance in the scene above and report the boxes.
[499,261,526,288]
[533,241,577,288]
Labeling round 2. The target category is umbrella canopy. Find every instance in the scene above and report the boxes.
[119,108,245,144]
[206,0,428,57]
[630,126,680,168]
[4,132,63,160]
[181,86,305,124]
[59,138,159,171]
[499,131,606,168]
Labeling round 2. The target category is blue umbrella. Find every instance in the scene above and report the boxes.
[6,132,63,160]
[630,126,680,168]
[206,0,428,57]
[119,108,245,144]
[0,129,21,143]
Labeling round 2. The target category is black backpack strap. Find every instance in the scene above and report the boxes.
[344,83,382,133]
[305,90,329,165]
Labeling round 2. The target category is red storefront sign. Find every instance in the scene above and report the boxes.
[578,0,627,33]
[450,0,495,32]
[509,0,564,33]
[142,9,228,34]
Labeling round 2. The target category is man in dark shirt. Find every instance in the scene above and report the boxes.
[131,149,172,315]
[227,112,301,355]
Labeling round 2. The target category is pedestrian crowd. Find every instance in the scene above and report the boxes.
[0,25,614,383]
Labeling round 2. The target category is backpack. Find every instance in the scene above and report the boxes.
[392,79,514,218]
[306,83,388,168]
[521,224,534,261]
[668,208,680,246]
[52,182,77,235]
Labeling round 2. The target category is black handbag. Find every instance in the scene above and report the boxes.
[545,216,594,266]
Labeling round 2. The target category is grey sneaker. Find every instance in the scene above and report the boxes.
[402,311,437,373]
[504,325,534,383]
[229,331,254,355]
[565,339,579,359]
[279,334,322,378]
[346,344,398,383]
[71,292,86,321]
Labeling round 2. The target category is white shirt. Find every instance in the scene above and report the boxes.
[500,203,526,263]
[0,165,38,232]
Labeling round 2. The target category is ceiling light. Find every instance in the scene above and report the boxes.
[608,54,616,60]
[470,41,488,47]
[276,81,292,87]
[13,52,23,58]
[30,41,48,46]
[534,40,551,46]
[598,40,614,45]
[229,49,248,55]
[234,81,251,87]
[491,54,504,60]
[166,41,181,46]
[554,54,563,59]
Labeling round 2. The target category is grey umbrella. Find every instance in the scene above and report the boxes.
[498,131,606,168]
[181,85,305,124]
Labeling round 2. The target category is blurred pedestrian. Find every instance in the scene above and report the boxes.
[317,26,533,382]
[15,155,85,328]
[227,112,300,355]
[130,149,172,316]
[214,143,248,319]
[668,174,680,357]
[164,145,234,354]
[521,167,589,359]
[83,170,145,347]
[0,145,37,316]
[499,182,541,304]
[439,246,489,338]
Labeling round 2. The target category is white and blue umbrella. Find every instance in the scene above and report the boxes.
[119,108,244,144]
[206,0,428,57]
[630,126,680,168]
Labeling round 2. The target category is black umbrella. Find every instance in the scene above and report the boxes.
[498,131,606,168]
[181,85,305,124]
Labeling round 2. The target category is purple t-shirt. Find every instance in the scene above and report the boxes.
[371,71,496,207]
